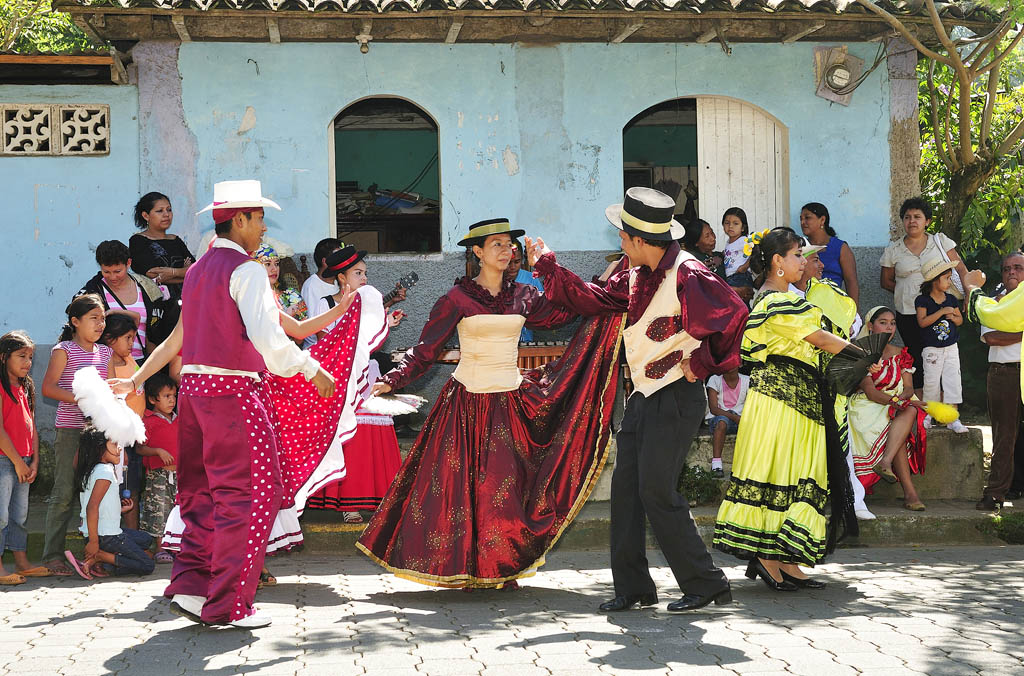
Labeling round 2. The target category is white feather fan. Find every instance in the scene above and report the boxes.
[72,367,147,447]
[359,394,427,417]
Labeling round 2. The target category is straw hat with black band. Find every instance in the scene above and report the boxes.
[324,245,367,277]
[457,218,526,247]
[605,187,685,241]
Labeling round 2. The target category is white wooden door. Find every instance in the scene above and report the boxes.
[696,97,790,244]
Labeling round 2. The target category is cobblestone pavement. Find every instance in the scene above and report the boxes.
[1,546,1022,676]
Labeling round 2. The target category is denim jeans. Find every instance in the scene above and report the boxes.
[98,528,155,576]
[42,428,82,563]
[0,455,30,553]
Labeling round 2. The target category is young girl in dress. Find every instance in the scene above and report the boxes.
[40,295,113,575]
[74,425,154,578]
[308,245,405,523]
[722,207,752,291]
[0,331,49,584]
[713,228,864,591]
[100,314,146,529]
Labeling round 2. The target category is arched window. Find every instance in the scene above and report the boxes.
[332,98,440,253]
[623,97,789,244]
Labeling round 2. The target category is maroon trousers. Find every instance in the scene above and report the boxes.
[164,374,283,624]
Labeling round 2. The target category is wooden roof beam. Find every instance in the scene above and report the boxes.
[171,15,191,41]
[610,20,644,44]
[781,21,825,43]
[267,17,281,43]
[445,19,463,44]
[71,15,105,46]
[109,46,129,85]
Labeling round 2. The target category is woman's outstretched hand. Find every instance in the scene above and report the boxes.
[336,283,357,315]
[370,382,392,397]
[524,236,552,267]
[108,378,135,395]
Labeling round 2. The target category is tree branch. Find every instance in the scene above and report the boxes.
[1,0,47,52]
[927,61,956,171]
[976,27,1024,77]
[854,0,951,64]
[943,76,962,172]
[996,116,1024,159]
[979,66,999,153]
[964,20,1012,72]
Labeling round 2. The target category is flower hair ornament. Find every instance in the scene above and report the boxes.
[742,228,772,257]
[72,367,146,448]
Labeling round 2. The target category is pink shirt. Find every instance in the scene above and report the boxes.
[53,341,113,429]
[103,283,147,359]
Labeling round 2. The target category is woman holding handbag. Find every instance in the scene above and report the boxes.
[879,197,967,398]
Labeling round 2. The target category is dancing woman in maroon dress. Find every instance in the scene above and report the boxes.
[357,219,625,588]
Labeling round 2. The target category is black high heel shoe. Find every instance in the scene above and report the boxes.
[780,570,826,589]
[745,559,798,592]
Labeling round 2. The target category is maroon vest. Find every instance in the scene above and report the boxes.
[181,245,267,373]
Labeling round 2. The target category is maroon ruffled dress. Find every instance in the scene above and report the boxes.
[356,277,624,587]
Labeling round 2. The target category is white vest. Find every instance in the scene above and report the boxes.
[622,250,701,397]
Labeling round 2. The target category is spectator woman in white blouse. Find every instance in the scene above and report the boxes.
[879,197,967,398]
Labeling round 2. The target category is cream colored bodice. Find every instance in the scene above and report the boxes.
[451,314,526,393]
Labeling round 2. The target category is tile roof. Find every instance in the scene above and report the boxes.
[60,0,1000,19]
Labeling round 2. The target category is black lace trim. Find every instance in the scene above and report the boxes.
[456,276,516,313]
[749,356,823,424]
[722,477,828,515]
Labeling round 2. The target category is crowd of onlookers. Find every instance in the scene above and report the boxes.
[0,190,1019,586]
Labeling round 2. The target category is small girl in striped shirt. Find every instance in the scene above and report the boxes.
[40,294,113,575]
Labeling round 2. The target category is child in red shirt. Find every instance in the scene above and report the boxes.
[0,331,48,584]
[138,373,178,563]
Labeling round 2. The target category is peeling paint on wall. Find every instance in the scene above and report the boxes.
[238,106,257,134]
[502,146,520,176]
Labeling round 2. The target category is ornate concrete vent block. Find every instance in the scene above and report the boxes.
[1,104,110,156]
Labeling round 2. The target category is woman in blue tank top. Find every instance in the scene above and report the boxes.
[800,202,859,305]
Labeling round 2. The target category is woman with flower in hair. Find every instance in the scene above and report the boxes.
[254,242,308,324]
[714,228,864,592]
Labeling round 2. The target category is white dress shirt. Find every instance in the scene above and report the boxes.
[301,274,339,349]
[181,238,321,381]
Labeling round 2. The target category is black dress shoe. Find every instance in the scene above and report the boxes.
[745,559,798,592]
[780,571,826,589]
[666,586,733,612]
[976,496,1003,511]
[598,592,658,612]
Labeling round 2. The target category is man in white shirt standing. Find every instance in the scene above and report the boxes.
[300,238,343,349]
[165,180,334,629]
[977,252,1024,511]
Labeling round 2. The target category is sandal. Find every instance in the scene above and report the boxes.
[16,566,52,578]
[258,569,277,589]
[904,501,926,512]
[88,563,111,578]
[154,550,175,564]
[64,551,92,580]
[872,463,898,484]
[44,560,73,577]
[342,511,364,524]
[0,573,26,585]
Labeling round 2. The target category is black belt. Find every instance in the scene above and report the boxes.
[990,362,1020,368]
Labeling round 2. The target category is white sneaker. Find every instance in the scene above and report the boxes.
[229,611,272,629]
[169,594,206,624]
[855,509,877,521]
[948,420,969,434]
[923,416,933,429]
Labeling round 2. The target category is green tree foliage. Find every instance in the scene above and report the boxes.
[857,0,1024,261]
[0,0,101,53]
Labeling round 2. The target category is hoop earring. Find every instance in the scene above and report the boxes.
[776,269,785,277]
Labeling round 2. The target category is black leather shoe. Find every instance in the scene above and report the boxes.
[780,571,826,589]
[666,586,733,612]
[598,592,658,612]
[745,559,798,592]
[976,496,1002,511]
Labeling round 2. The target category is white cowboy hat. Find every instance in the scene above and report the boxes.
[197,179,281,215]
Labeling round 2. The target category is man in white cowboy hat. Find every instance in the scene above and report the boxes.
[164,180,335,629]
[527,186,748,612]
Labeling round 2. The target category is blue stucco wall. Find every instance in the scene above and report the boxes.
[1,85,140,342]
[170,41,891,254]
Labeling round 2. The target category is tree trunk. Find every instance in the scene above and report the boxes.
[940,159,1000,241]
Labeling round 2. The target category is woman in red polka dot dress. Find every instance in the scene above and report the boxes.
[357,219,625,589]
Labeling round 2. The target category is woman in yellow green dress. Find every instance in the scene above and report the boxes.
[713,228,864,591]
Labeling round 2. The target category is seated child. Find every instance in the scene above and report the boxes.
[138,373,178,563]
[705,368,749,478]
[73,424,155,578]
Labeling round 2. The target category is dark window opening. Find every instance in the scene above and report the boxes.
[622,98,698,224]
[333,98,440,253]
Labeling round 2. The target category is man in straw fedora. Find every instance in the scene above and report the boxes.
[527,186,748,612]
[164,180,335,628]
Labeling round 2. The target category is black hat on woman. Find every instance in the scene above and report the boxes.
[324,245,367,276]
[457,218,525,247]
